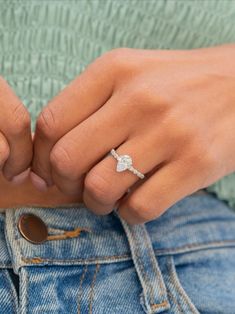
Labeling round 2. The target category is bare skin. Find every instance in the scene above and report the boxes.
[1,44,235,223]
[0,79,81,208]
[0,171,81,208]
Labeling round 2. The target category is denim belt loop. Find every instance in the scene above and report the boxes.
[117,214,170,314]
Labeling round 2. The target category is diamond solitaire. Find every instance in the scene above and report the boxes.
[110,149,145,179]
[116,155,132,172]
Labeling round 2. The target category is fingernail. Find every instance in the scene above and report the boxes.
[30,171,48,192]
[11,168,30,185]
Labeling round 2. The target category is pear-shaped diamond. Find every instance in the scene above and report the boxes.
[116,155,132,172]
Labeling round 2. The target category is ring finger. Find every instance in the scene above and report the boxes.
[83,130,171,215]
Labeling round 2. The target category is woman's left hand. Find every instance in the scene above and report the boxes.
[31,44,235,224]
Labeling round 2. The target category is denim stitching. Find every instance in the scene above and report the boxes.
[21,268,29,314]
[142,226,165,300]
[117,218,156,307]
[18,243,235,266]
[166,256,199,314]
[167,290,184,314]
[77,264,88,314]
[46,227,91,241]
[142,226,169,311]
[17,214,29,260]
[22,257,44,264]
[131,228,155,307]
[129,226,169,311]
[153,240,235,256]
[12,211,26,269]
[89,264,100,314]
[2,270,18,314]
[151,300,169,309]
[21,254,131,265]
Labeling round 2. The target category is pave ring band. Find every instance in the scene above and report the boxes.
[110,148,145,179]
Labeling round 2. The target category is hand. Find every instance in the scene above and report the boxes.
[31,44,235,224]
[0,77,32,183]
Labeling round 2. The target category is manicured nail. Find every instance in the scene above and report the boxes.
[30,171,48,192]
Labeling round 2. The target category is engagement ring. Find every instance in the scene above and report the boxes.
[110,149,145,179]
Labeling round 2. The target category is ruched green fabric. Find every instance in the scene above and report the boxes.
[0,0,235,209]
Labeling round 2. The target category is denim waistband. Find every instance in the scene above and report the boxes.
[0,191,234,265]
[0,192,235,313]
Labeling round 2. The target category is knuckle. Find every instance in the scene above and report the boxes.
[84,172,112,204]
[102,47,134,72]
[126,197,153,222]
[165,114,195,148]
[36,106,58,140]
[125,82,169,115]
[127,88,148,105]
[9,102,31,135]
[50,144,75,178]
[118,90,151,119]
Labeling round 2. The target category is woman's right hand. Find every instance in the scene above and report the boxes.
[0,77,33,183]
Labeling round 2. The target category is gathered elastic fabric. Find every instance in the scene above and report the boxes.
[0,0,234,208]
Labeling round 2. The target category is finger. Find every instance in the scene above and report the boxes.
[83,130,170,215]
[49,93,130,195]
[0,77,32,180]
[32,55,115,187]
[117,160,201,224]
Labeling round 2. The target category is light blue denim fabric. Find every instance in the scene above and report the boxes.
[0,191,235,314]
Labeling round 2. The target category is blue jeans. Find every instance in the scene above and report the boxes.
[0,191,235,314]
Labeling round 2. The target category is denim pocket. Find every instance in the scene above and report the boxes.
[158,246,235,314]
[17,259,155,314]
[155,255,199,314]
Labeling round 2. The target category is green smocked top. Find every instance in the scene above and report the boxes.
[0,0,235,209]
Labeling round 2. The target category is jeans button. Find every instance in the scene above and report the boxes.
[17,213,48,244]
